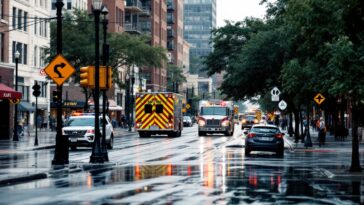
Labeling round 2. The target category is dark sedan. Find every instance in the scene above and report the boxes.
[244,124,284,157]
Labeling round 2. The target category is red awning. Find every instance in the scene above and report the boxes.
[0,83,22,100]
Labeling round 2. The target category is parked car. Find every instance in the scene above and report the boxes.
[183,116,193,127]
[63,114,114,150]
[241,115,259,129]
[244,124,284,157]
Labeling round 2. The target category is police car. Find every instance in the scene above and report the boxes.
[62,113,114,150]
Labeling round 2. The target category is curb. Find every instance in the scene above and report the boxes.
[30,145,56,151]
[0,173,47,187]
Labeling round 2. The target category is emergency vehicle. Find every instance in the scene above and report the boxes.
[198,100,235,136]
[135,92,183,138]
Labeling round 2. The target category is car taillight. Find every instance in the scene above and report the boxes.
[136,122,142,128]
[86,129,95,134]
[247,133,256,138]
[275,133,283,139]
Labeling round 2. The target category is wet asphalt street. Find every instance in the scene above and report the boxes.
[0,125,364,205]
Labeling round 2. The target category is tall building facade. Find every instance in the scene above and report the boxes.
[9,0,51,132]
[125,0,167,92]
[51,0,88,16]
[167,0,183,67]
[183,0,216,95]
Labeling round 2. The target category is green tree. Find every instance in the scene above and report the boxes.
[50,9,167,109]
[167,64,186,92]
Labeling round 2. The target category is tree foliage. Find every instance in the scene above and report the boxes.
[50,9,167,84]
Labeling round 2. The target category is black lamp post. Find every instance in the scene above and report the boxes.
[101,5,109,161]
[13,50,20,141]
[130,66,135,132]
[90,0,104,163]
[125,72,130,131]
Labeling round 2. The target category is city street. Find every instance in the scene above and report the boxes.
[0,125,364,204]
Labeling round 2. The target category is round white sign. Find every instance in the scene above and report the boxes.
[278,100,287,110]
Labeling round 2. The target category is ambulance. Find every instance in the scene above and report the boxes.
[198,100,235,136]
[135,92,183,137]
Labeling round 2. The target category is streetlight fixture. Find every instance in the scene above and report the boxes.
[13,50,20,141]
[101,5,109,162]
[90,0,104,163]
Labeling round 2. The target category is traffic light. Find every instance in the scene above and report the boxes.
[107,66,112,89]
[32,82,41,97]
[100,66,113,90]
[80,66,95,87]
[53,90,60,102]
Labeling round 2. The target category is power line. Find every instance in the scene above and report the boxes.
[1,19,50,33]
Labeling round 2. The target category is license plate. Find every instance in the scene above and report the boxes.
[70,138,77,142]
[150,125,159,130]
[260,137,271,141]
[210,128,216,131]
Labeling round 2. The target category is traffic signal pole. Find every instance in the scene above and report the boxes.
[52,0,69,165]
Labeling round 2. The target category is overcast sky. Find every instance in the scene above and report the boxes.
[216,0,269,27]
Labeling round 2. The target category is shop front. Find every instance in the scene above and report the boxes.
[0,83,22,139]
[50,101,86,119]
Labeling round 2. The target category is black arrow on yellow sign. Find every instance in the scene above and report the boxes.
[314,93,326,105]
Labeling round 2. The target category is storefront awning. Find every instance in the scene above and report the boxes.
[0,83,22,100]
[18,102,36,112]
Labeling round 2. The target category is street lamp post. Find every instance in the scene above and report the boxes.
[90,0,104,163]
[130,66,135,132]
[13,51,20,141]
[125,72,130,131]
[101,6,109,161]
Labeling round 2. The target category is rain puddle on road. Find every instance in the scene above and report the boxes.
[0,162,362,204]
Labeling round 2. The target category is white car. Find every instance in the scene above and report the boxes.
[63,114,114,150]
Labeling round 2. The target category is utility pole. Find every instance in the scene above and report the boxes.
[52,0,68,165]
[90,0,104,163]
[100,6,109,161]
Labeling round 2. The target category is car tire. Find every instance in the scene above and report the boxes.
[107,135,113,149]
[70,145,77,151]
[245,148,251,156]
[198,131,205,137]
[139,132,150,138]
[276,149,284,157]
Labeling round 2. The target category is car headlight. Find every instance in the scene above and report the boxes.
[198,120,206,127]
[221,120,229,127]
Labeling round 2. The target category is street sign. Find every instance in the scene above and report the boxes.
[39,68,47,76]
[271,95,279,102]
[186,103,191,109]
[278,100,287,110]
[271,87,281,96]
[314,93,326,105]
[44,54,75,86]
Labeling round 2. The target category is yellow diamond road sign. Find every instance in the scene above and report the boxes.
[186,103,191,109]
[314,93,326,105]
[44,54,75,86]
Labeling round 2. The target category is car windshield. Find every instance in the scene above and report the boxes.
[201,107,227,116]
[245,116,256,121]
[251,127,279,134]
[183,116,191,120]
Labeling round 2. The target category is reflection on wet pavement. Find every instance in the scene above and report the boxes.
[0,128,363,204]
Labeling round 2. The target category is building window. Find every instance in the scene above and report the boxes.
[0,33,4,62]
[34,17,37,35]
[24,12,28,31]
[12,7,16,28]
[13,41,28,64]
[67,0,72,9]
[18,9,22,30]
[0,0,4,19]
[23,44,27,65]
[34,46,38,67]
